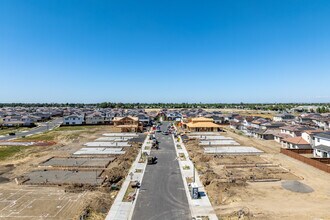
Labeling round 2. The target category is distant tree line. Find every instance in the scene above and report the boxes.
[0,102,329,112]
[0,103,87,108]
[316,106,330,113]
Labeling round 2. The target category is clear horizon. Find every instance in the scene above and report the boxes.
[1,0,330,103]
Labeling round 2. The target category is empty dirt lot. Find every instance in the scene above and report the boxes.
[0,126,143,219]
[185,131,330,220]
[0,183,87,220]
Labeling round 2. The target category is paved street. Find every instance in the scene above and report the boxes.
[132,122,191,220]
[0,117,63,141]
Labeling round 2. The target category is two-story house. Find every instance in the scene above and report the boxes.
[85,112,105,125]
[63,115,84,125]
[313,132,330,158]
[137,113,151,125]
[273,113,295,122]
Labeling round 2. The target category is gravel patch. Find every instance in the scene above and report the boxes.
[282,180,314,193]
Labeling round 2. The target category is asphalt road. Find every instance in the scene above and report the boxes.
[132,121,191,220]
[0,117,63,141]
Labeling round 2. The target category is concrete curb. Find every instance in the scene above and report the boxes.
[128,135,152,219]
[172,126,218,220]
[106,132,151,220]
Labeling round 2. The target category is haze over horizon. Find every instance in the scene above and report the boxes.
[1,0,330,103]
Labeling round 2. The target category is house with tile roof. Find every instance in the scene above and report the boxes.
[301,130,324,145]
[281,136,311,149]
[279,125,314,137]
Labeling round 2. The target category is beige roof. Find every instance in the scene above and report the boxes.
[282,137,309,145]
[116,124,138,128]
[191,117,213,123]
[304,130,324,135]
[113,116,139,122]
[186,121,221,128]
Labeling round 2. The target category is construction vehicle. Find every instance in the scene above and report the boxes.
[147,156,157,165]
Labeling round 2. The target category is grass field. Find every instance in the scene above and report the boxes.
[0,125,116,161]
[0,127,32,136]
[55,125,110,131]
[0,145,31,161]
[21,131,60,141]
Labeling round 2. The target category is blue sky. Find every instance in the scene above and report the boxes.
[1,0,330,103]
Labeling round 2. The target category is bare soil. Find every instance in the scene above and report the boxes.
[0,126,142,219]
[184,128,330,220]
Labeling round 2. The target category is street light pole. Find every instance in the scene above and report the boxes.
[193,161,195,183]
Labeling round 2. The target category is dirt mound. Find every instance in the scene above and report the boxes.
[0,176,10,183]
[200,170,219,186]
[83,191,117,220]
[65,183,97,192]
[105,167,125,184]
[103,143,139,185]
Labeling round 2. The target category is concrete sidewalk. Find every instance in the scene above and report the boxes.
[173,134,218,220]
[105,134,151,220]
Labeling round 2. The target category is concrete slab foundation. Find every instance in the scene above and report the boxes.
[95,137,131,142]
[199,140,240,146]
[103,133,138,137]
[189,135,233,140]
[73,147,125,155]
[24,170,104,185]
[204,146,263,155]
[40,157,115,168]
[84,142,131,147]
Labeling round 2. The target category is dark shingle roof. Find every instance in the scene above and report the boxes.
[314,132,330,140]
[314,145,330,152]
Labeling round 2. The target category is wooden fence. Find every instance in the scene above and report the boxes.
[280,148,330,173]
[312,158,330,164]
[286,149,313,154]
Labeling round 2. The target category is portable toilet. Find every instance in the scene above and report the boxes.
[190,183,199,199]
